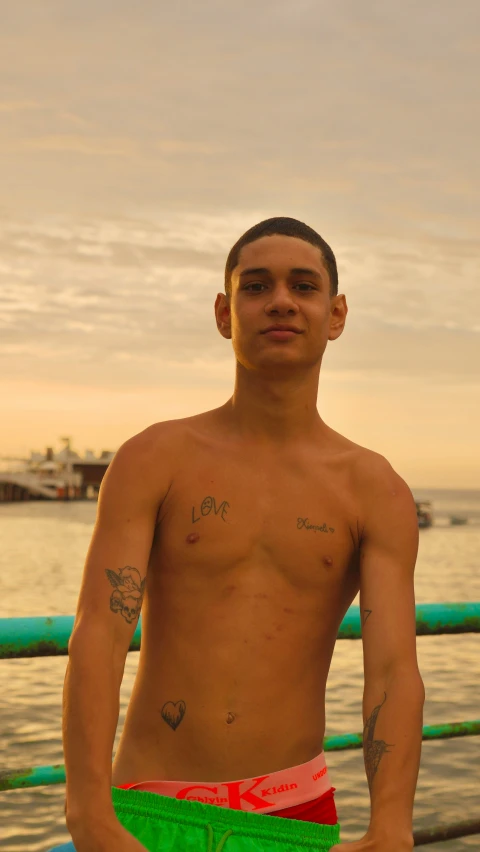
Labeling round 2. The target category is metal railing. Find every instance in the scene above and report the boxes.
[1,602,479,847]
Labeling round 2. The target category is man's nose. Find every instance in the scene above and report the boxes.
[265,284,299,310]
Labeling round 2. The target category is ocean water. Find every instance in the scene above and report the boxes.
[1,489,479,851]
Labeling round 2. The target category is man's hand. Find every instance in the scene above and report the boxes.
[330,834,413,852]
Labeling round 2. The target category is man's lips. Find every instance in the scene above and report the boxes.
[262,328,303,340]
[261,326,303,333]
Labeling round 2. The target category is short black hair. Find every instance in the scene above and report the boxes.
[224,217,338,299]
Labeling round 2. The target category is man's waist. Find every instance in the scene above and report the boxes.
[122,690,327,749]
[115,749,332,813]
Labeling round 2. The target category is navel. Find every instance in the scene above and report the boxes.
[226,712,236,725]
[186,532,200,544]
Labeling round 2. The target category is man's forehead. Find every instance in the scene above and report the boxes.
[235,235,325,276]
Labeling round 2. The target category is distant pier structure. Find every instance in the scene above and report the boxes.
[0,439,115,502]
[0,472,58,502]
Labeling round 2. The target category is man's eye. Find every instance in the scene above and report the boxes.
[244,282,315,291]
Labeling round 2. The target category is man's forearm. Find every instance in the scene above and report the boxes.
[363,669,425,842]
[63,626,124,829]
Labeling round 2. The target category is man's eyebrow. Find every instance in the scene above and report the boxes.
[290,267,322,279]
[239,267,270,277]
[238,266,322,278]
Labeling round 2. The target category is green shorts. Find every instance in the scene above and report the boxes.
[109,786,341,851]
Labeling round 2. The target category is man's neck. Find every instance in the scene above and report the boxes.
[219,372,326,447]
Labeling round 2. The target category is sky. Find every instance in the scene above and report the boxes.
[1,0,479,487]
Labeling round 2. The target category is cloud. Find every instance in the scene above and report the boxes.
[154,139,229,156]
[0,212,478,392]
[0,0,478,229]
[0,100,45,112]
[7,135,137,157]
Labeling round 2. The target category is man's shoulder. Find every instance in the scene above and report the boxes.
[118,408,226,460]
[117,417,187,458]
[324,429,388,478]
[351,448,417,542]
[353,447,411,495]
[105,419,188,490]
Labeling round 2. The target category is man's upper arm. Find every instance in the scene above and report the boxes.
[358,454,421,683]
[71,424,173,650]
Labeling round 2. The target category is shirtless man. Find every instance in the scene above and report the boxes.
[52,217,425,852]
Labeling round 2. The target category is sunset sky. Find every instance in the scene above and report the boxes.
[1,1,479,487]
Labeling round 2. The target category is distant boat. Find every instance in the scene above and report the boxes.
[0,439,114,502]
[415,501,433,528]
[450,516,468,526]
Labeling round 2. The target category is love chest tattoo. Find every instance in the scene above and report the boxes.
[192,495,230,524]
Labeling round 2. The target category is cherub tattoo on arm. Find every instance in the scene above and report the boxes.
[105,566,146,624]
[363,692,395,791]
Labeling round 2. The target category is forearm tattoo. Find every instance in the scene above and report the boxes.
[105,566,146,624]
[363,692,394,791]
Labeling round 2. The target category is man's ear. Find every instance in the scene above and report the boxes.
[214,293,232,340]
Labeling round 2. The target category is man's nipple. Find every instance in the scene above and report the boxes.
[186,532,200,544]
[323,555,333,569]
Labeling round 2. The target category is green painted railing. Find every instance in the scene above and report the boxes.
[2,720,479,792]
[1,602,479,659]
[2,603,479,846]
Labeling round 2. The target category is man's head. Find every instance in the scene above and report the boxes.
[224,217,338,301]
[215,217,347,374]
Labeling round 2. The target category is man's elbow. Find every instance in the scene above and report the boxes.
[67,618,128,678]
[367,662,425,704]
[404,669,425,707]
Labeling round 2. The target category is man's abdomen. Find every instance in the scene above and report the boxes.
[112,660,329,785]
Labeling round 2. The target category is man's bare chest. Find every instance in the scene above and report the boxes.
[152,437,362,592]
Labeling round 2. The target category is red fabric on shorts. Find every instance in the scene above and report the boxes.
[269,786,337,825]
[115,783,338,824]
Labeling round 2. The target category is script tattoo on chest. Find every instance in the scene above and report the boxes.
[297,517,335,533]
[192,495,230,524]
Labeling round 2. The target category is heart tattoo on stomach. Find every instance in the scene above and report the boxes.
[161,700,186,731]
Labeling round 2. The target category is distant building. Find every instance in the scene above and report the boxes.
[0,441,116,502]
[72,450,115,497]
